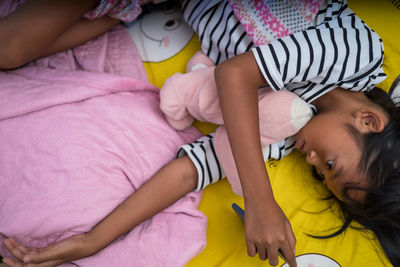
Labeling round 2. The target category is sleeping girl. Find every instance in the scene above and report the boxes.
[3,0,400,266]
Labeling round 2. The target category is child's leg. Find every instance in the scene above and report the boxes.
[0,0,118,69]
[3,155,199,266]
[44,16,120,57]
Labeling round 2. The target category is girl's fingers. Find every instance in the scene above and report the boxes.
[7,244,25,261]
[246,241,257,257]
[24,246,40,254]
[4,238,43,264]
[266,246,279,266]
[257,246,267,260]
[17,245,30,254]
[2,257,23,267]
[3,256,63,267]
[280,243,297,267]
[286,223,297,253]
[4,238,34,263]
[7,238,29,253]
[24,243,73,265]
[32,258,64,267]
[4,238,15,251]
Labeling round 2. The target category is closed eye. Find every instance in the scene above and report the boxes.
[311,166,324,181]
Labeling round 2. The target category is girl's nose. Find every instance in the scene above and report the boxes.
[306,150,318,165]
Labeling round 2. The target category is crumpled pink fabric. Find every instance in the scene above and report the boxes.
[0,2,206,266]
[0,67,206,267]
[160,66,313,196]
[30,24,148,81]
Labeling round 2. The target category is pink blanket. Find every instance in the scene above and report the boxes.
[0,6,205,266]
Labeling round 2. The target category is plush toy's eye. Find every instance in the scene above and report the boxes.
[164,19,180,31]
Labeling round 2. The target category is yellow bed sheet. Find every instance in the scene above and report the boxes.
[141,1,400,266]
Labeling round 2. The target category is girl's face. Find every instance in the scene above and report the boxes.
[294,110,367,201]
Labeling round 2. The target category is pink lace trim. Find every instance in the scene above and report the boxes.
[228,0,325,45]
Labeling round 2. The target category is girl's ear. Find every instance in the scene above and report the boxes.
[355,109,387,133]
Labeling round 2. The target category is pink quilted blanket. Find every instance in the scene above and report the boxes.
[0,7,205,266]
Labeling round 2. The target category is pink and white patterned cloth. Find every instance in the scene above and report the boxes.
[84,0,153,22]
[228,0,325,45]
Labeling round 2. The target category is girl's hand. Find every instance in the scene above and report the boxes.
[244,199,297,267]
[3,234,92,267]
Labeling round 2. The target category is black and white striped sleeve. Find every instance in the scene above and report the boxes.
[252,9,386,103]
[261,137,296,161]
[177,133,225,191]
[181,0,254,64]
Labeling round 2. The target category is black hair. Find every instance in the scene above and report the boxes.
[310,87,400,266]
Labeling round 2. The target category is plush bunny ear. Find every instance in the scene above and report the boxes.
[388,74,400,106]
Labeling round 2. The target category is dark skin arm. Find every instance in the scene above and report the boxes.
[215,51,297,267]
[0,0,119,70]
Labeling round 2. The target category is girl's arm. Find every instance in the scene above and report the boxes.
[0,0,119,70]
[3,156,198,266]
[215,51,297,267]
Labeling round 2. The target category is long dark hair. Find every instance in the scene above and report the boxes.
[311,87,400,266]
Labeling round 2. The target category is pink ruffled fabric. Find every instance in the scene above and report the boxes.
[84,0,153,22]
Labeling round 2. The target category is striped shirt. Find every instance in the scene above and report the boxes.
[180,0,386,191]
[178,133,225,190]
[182,0,254,64]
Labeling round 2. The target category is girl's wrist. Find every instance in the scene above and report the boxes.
[80,232,101,256]
[244,192,276,207]
[243,181,275,204]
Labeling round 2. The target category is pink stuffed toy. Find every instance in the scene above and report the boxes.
[160,51,313,196]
